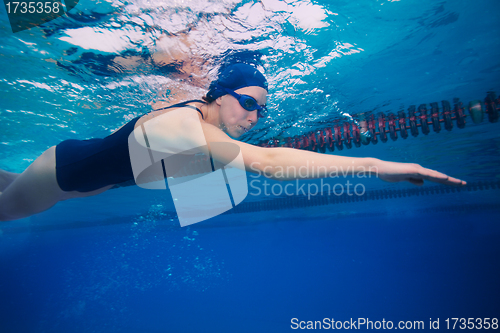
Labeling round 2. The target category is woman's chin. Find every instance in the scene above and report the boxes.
[224,127,245,139]
[228,132,241,139]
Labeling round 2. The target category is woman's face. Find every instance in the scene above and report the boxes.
[217,86,267,138]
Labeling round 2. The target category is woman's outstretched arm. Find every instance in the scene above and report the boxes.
[170,115,466,187]
[246,146,464,186]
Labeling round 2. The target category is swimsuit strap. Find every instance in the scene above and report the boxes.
[154,99,206,120]
[180,105,205,120]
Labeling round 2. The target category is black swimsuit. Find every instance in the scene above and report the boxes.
[55,100,205,192]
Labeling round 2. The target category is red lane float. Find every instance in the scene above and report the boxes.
[257,93,500,152]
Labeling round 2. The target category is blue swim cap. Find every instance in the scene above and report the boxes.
[206,63,268,102]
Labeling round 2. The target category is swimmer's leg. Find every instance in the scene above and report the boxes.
[0,146,65,221]
[0,169,20,191]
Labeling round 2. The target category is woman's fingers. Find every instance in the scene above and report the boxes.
[376,161,466,187]
[413,166,466,186]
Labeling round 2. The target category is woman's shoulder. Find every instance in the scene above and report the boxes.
[129,102,210,156]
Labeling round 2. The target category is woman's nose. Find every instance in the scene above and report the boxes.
[247,110,258,124]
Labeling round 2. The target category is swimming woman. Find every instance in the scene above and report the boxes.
[0,63,466,221]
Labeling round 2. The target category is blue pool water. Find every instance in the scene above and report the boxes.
[1,0,500,332]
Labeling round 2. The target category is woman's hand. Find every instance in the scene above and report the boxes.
[374,159,466,186]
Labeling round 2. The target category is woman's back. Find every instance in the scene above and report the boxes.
[56,100,206,193]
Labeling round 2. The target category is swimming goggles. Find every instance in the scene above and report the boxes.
[219,86,267,118]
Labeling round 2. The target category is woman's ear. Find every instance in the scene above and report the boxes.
[216,96,223,106]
